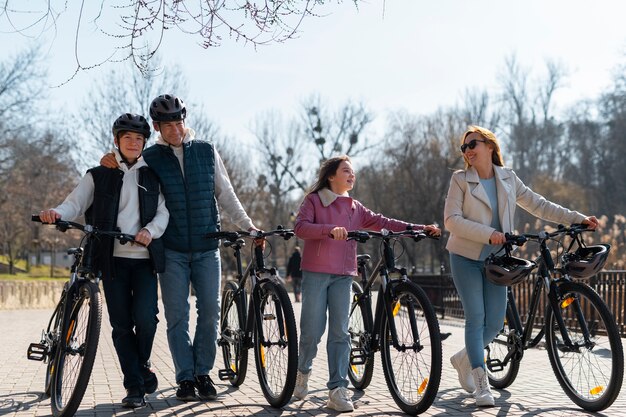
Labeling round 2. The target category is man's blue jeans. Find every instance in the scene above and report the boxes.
[159,248,221,383]
[298,271,352,390]
[449,253,507,368]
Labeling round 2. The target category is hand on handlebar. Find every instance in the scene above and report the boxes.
[330,226,348,240]
[423,224,441,237]
[489,230,507,245]
[249,227,266,249]
[582,216,599,231]
[133,228,152,247]
[39,209,61,224]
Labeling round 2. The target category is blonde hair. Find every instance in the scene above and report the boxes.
[461,125,504,169]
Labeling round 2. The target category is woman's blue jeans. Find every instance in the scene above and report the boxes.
[159,248,221,383]
[449,253,507,368]
[298,271,352,390]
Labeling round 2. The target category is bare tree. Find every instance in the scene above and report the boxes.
[0,46,47,137]
[0,1,359,75]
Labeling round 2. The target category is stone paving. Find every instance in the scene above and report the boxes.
[1,293,625,416]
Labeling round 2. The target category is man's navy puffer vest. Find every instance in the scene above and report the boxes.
[142,140,220,252]
[84,166,165,279]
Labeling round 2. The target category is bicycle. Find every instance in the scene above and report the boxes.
[347,228,442,415]
[485,224,624,411]
[27,215,137,417]
[205,227,298,408]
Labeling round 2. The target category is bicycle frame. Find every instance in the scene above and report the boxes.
[215,230,293,380]
[351,230,430,357]
[489,227,603,369]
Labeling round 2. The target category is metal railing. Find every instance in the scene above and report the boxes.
[411,271,626,337]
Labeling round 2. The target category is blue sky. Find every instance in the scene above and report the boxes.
[2,0,626,146]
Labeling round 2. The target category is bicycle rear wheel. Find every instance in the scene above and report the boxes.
[545,281,624,412]
[486,305,521,389]
[44,296,66,397]
[220,280,248,386]
[380,282,442,415]
[348,281,374,390]
[51,281,102,417]
[254,280,297,408]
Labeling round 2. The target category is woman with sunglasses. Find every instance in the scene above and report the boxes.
[443,125,599,407]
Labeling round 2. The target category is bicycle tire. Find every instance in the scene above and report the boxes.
[486,304,521,389]
[51,281,102,417]
[380,282,442,415]
[220,280,248,387]
[348,281,375,390]
[254,280,298,408]
[44,298,66,397]
[545,281,624,412]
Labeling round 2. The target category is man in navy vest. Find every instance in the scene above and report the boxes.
[102,95,260,401]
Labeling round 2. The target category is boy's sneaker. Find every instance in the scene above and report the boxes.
[122,387,146,408]
[141,363,158,394]
[327,386,354,412]
[293,370,310,400]
[176,380,197,401]
[195,375,217,400]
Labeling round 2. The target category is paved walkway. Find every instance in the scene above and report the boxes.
[1,294,625,416]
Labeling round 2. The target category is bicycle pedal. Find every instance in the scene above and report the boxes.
[218,368,237,380]
[27,343,48,361]
[486,358,503,372]
[350,348,368,365]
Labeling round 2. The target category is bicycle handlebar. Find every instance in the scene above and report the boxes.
[347,228,438,243]
[204,226,295,242]
[31,215,137,245]
[505,223,593,244]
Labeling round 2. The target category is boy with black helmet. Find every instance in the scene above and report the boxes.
[40,113,169,408]
[101,94,261,402]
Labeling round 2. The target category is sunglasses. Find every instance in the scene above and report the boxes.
[461,139,487,153]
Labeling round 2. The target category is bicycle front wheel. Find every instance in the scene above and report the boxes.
[348,281,374,390]
[51,281,102,417]
[486,304,521,389]
[380,282,442,415]
[545,281,624,411]
[220,280,248,386]
[254,280,298,408]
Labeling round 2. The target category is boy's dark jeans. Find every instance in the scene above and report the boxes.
[102,257,159,391]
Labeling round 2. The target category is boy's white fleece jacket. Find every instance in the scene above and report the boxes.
[53,149,169,259]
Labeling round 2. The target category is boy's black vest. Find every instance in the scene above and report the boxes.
[84,166,165,279]
[142,140,220,252]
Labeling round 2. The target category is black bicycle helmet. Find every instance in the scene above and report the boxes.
[562,244,610,279]
[149,94,186,121]
[484,254,536,286]
[112,113,151,139]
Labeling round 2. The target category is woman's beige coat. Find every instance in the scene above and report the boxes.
[444,165,586,260]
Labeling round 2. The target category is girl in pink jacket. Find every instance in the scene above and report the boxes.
[292,155,440,412]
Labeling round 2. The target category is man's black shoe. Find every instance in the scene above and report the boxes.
[176,380,197,401]
[141,364,158,394]
[195,375,217,400]
[122,387,146,408]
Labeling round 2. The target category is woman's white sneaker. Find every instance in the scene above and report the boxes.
[471,367,495,407]
[450,348,475,393]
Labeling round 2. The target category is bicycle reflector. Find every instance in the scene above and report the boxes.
[562,244,611,279]
[484,254,535,286]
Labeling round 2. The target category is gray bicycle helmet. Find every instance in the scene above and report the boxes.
[149,94,186,121]
[112,113,151,139]
[562,244,610,279]
[484,254,536,286]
